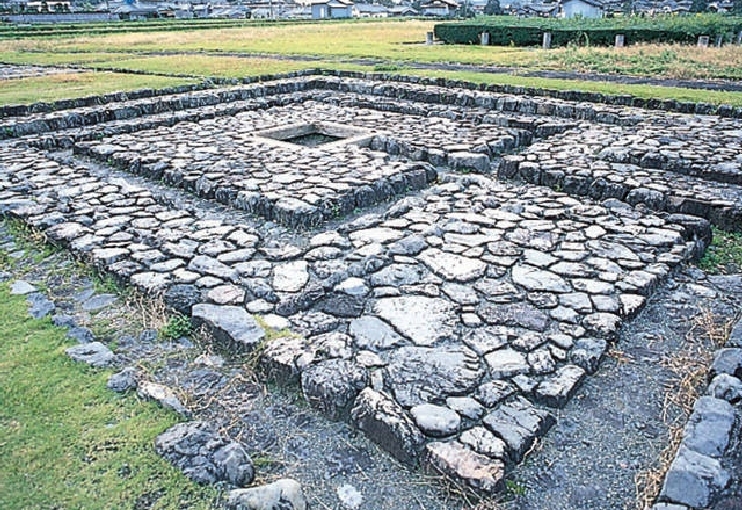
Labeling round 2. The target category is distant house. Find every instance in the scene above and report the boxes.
[248,1,296,19]
[114,1,175,19]
[388,5,418,15]
[709,0,734,11]
[520,2,559,16]
[562,0,603,17]
[22,0,71,11]
[353,2,388,16]
[311,0,353,18]
[420,0,458,16]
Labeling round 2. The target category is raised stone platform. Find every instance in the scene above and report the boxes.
[1,73,738,496]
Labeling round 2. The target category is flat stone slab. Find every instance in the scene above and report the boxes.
[660,446,730,508]
[374,296,457,347]
[192,304,265,350]
[65,341,114,368]
[385,346,484,408]
[10,280,37,295]
[425,441,505,494]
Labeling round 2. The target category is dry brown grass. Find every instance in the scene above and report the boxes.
[634,308,733,510]
[530,43,742,80]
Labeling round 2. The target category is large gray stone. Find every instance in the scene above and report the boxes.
[482,397,555,463]
[368,264,426,287]
[374,296,456,347]
[156,421,253,487]
[10,280,37,295]
[301,359,368,420]
[137,380,189,417]
[349,315,406,351]
[65,341,114,368]
[710,348,742,379]
[164,284,202,315]
[727,318,742,348]
[484,348,529,379]
[26,293,55,319]
[424,441,504,494]
[708,374,742,403]
[351,388,426,466]
[511,264,571,293]
[410,404,461,437]
[272,261,310,293]
[660,446,730,508]
[260,337,314,384]
[448,152,490,173]
[571,337,607,374]
[385,346,483,407]
[192,304,265,351]
[388,234,428,256]
[107,367,137,393]
[459,426,507,460]
[227,479,307,510]
[476,302,550,332]
[682,396,736,458]
[188,255,239,282]
[461,326,510,355]
[534,364,585,408]
[419,248,486,283]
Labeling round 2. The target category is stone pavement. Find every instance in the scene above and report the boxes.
[1,71,740,498]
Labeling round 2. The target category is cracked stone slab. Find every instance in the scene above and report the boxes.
[425,441,505,494]
[385,346,484,408]
[351,388,426,466]
[192,304,265,350]
[374,296,457,347]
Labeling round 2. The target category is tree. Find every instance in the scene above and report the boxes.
[484,0,500,15]
[690,0,708,12]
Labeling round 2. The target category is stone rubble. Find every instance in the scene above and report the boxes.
[3,73,740,496]
[155,421,254,487]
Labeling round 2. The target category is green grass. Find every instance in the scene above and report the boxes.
[397,68,742,106]
[0,284,217,509]
[0,50,139,65]
[697,227,742,274]
[159,313,193,340]
[0,71,198,105]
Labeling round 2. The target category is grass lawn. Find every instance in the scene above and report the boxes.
[94,54,338,78]
[400,68,742,106]
[4,19,742,79]
[0,283,217,509]
[0,72,198,105]
[1,20,742,103]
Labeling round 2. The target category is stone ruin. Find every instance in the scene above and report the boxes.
[1,69,741,494]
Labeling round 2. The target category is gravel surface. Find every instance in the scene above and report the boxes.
[509,269,742,510]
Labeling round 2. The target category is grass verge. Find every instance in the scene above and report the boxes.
[0,71,198,105]
[397,68,742,106]
[0,283,217,509]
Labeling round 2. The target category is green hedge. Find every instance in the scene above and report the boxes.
[434,14,742,47]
